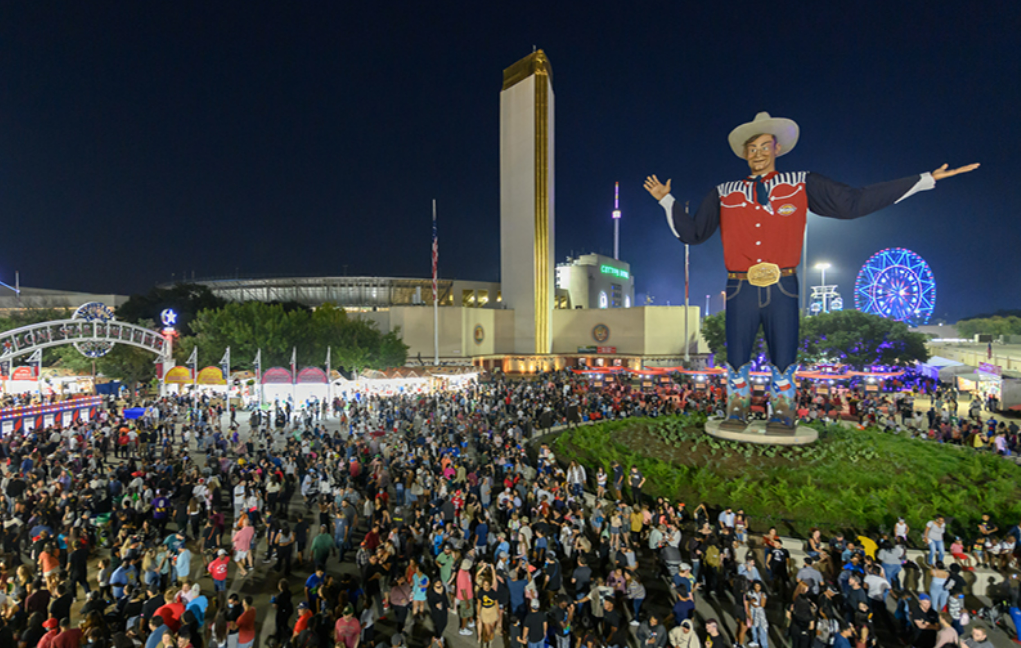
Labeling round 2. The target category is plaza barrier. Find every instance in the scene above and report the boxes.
[0,396,102,435]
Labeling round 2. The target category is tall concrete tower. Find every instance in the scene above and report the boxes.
[500,50,555,355]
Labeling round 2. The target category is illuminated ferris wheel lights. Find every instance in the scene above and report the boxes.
[854,247,936,327]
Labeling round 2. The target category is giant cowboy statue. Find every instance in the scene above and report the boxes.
[645,112,978,434]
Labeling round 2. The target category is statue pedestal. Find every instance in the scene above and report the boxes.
[705,419,818,445]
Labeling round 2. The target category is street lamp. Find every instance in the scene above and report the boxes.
[721,290,726,311]
[814,262,831,313]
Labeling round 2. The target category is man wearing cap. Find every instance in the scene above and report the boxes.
[910,594,939,648]
[204,551,228,604]
[38,618,60,648]
[292,601,314,639]
[523,598,547,648]
[384,633,406,648]
[646,113,978,431]
[334,603,361,648]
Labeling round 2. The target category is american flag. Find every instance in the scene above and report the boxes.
[432,200,438,305]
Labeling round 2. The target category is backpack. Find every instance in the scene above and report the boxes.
[705,545,721,568]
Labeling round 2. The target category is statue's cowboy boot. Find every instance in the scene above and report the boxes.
[766,363,799,434]
[720,363,753,431]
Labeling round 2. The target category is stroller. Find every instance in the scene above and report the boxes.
[974,578,1020,641]
[660,545,683,578]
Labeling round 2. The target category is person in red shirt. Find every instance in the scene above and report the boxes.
[235,597,257,648]
[154,590,185,633]
[52,618,83,648]
[292,602,313,638]
[207,550,230,606]
[333,604,361,648]
[37,618,60,648]
[362,525,381,553]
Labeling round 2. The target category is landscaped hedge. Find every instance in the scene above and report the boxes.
[552,415,1021,541]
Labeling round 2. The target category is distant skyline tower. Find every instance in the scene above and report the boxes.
[612,181,621,260]
[500,50,555,355]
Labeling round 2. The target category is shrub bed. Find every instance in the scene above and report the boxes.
[552,415,1021,541]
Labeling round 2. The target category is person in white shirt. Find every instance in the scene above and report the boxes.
[863,565,891,603]
[924,516,947,565]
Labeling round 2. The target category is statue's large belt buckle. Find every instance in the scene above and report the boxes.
[747,262,781,287]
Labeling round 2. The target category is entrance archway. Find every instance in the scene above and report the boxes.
[0,319,169,360]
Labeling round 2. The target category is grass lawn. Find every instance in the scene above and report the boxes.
[552,414,1021,541]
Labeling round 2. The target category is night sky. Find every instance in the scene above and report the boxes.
[1,2,1017,322]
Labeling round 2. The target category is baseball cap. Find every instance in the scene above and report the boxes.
[391,634,405,646]
[298,601,309,609]
[531,599,540,609]
[43,619,59,630]
[918,593,931,601]
[217,549,227,556]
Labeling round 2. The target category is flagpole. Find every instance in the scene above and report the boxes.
[290,346,297,418]
[432,199,439,366]
[325,346,332,419]
[254,349,263,408]
[684,201,691,364]
[220,347,230,405]
[187,346,198,405]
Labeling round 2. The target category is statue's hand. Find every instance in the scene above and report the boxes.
[644,175,671,201]
[931,162,980,181]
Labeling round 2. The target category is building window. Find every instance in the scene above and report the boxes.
[599,291,608,309]
[477,290,489,306]
[462,290,475,307]
[611,283,622,308]
[625,295,631,308]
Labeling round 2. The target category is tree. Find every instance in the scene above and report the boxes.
[701,310,929,369]
[799,310,929,368]
[0,308,73,333]
[117,283,227,336]
[183,301,408,373]
[47,344,96,373]
[96,344,158,393]
[957,316,1021,339]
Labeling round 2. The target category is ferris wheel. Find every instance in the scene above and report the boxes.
[854,248,936,327]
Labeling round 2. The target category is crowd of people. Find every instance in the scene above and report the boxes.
[0,369,1010,648]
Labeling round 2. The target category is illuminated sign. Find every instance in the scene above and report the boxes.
[161,309,178,327]
[600,264,629,279]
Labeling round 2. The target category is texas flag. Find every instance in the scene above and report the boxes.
[774,378,792,392]
[731,376,748,391]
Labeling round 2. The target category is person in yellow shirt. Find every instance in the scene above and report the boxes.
[629,507,644,546]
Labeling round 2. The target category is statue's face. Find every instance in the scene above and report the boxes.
[744,134,781,176]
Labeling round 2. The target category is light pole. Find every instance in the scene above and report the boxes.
[721,290,726,312]
[705,294,711,318]
[814,262,831,313]
[612,182,621,260]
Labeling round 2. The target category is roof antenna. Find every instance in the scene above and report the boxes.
[532,45,536,53]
